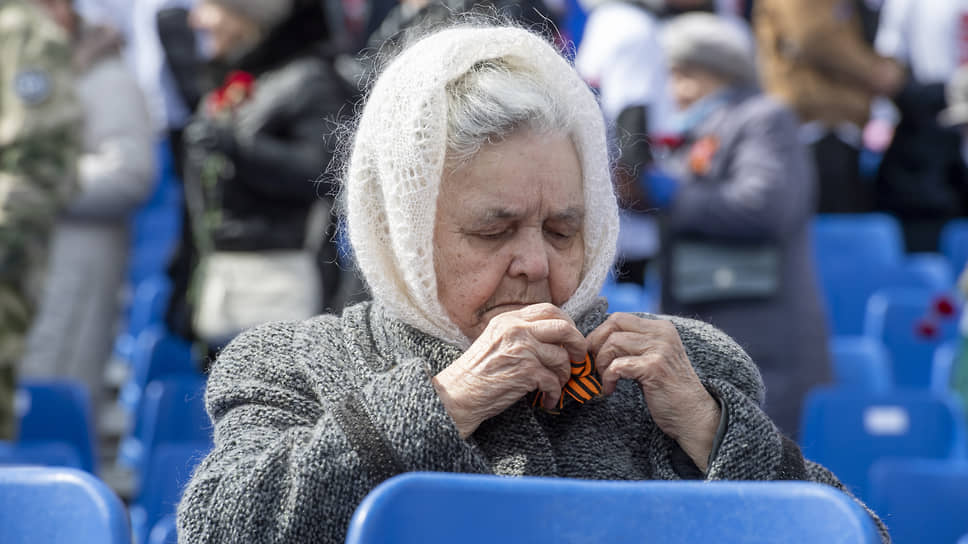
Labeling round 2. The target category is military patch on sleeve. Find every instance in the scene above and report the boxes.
[13,69,52,106]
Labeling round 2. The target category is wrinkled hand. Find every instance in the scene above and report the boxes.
[433,304,588,439]
[587,313,720,471]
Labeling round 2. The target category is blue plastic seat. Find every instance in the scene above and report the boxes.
[119,376,211,492]
[813,213,905,268]
[118,326,197,422]
[799,387,967,501]
[113,277,174,366]
[869,459,968,544]
[829,336,893,392]
[905,252,956,290]
[0,466,130,543]
[130,442,210,544]
[346,473,881,544]
[817,261,951,337]
[16,379,97,474]
[810,214,953,336]
[147,515,176,544]
[864,288,961,388]
[932,340,961,394]
[0,441,83,469]
[941,218,968,274]
[128,141,183,286]
[600,281,655,314]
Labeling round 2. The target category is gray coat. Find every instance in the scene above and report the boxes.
[659,90,832,436]
[20,28,154,415]
[176,301,886,543]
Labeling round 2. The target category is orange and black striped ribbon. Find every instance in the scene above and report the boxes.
[530,354,603,414]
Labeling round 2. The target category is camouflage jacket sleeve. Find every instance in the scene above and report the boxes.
[0,0,81,236]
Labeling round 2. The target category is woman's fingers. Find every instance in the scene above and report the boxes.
[532,364,564,411]
[434,303,591,436]
[528,318,588,373]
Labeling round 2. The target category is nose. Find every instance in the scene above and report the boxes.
[507,228,550,282]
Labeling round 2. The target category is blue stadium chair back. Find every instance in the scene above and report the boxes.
[905,252,956,290]
[128,141,183,286]
[817,260,950,336]
[864,288,960,388]
[0,466,130,544]
[16,379,97,474]
[829,336,893,392]
[113,277,174,370]
[147,515,177,544]
[961,533,968,544]
[119,327,197,418]
[130,442,211,544]
[800,387,967,501]
[813,213,905,268]
[869,459,968,544]
[941,218,968,274]
[932,340,960,395]
[0,441,83,469]
[346,473,881,544]
[600,281,655,314]
[119,376,210,488]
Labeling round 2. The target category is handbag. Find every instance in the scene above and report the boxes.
[670,239,780,304]
[192,249,321,345]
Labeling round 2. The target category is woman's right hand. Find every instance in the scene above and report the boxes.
[432,303,588,438]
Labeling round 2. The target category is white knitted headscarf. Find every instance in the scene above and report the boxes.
[346,25,619,347]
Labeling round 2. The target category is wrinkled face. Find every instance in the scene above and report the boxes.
[434,129,585,340]
[189,1,260,60]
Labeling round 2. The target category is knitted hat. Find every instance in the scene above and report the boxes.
[660,12,757,86]
[939,65,968,128]
[346,25,619,347]
[210,0,294,32]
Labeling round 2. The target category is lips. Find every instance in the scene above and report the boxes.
[484,303,529,314]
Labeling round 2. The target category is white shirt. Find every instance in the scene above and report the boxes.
[575,2,677,134]
[876,0,968,83]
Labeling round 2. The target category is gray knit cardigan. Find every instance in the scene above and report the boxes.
[176,300,890,543]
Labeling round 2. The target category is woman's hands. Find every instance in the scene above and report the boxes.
[432,304,588,439]
[433,306,721,471]
[587,313,721,471]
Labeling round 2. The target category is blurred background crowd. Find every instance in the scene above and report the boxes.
[3,0,968,540]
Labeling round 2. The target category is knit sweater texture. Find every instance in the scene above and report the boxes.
[176,300,890,543]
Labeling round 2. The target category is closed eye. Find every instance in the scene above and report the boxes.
[475,228,514,240]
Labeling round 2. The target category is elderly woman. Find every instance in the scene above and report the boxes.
[650,13,832,437]
[176,23,886,543]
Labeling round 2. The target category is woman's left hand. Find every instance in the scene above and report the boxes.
[587,313,721,472]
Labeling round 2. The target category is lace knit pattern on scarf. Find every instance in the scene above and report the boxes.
[346,26,620,347]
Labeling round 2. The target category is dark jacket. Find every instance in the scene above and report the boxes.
[183,1,348,252]
[658,90,833,436]
[875,79,968,228]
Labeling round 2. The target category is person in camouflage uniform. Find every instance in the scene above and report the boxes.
[0,0,81,439]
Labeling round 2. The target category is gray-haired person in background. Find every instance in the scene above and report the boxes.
[648,13,833,439]
[177,21,887,544]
